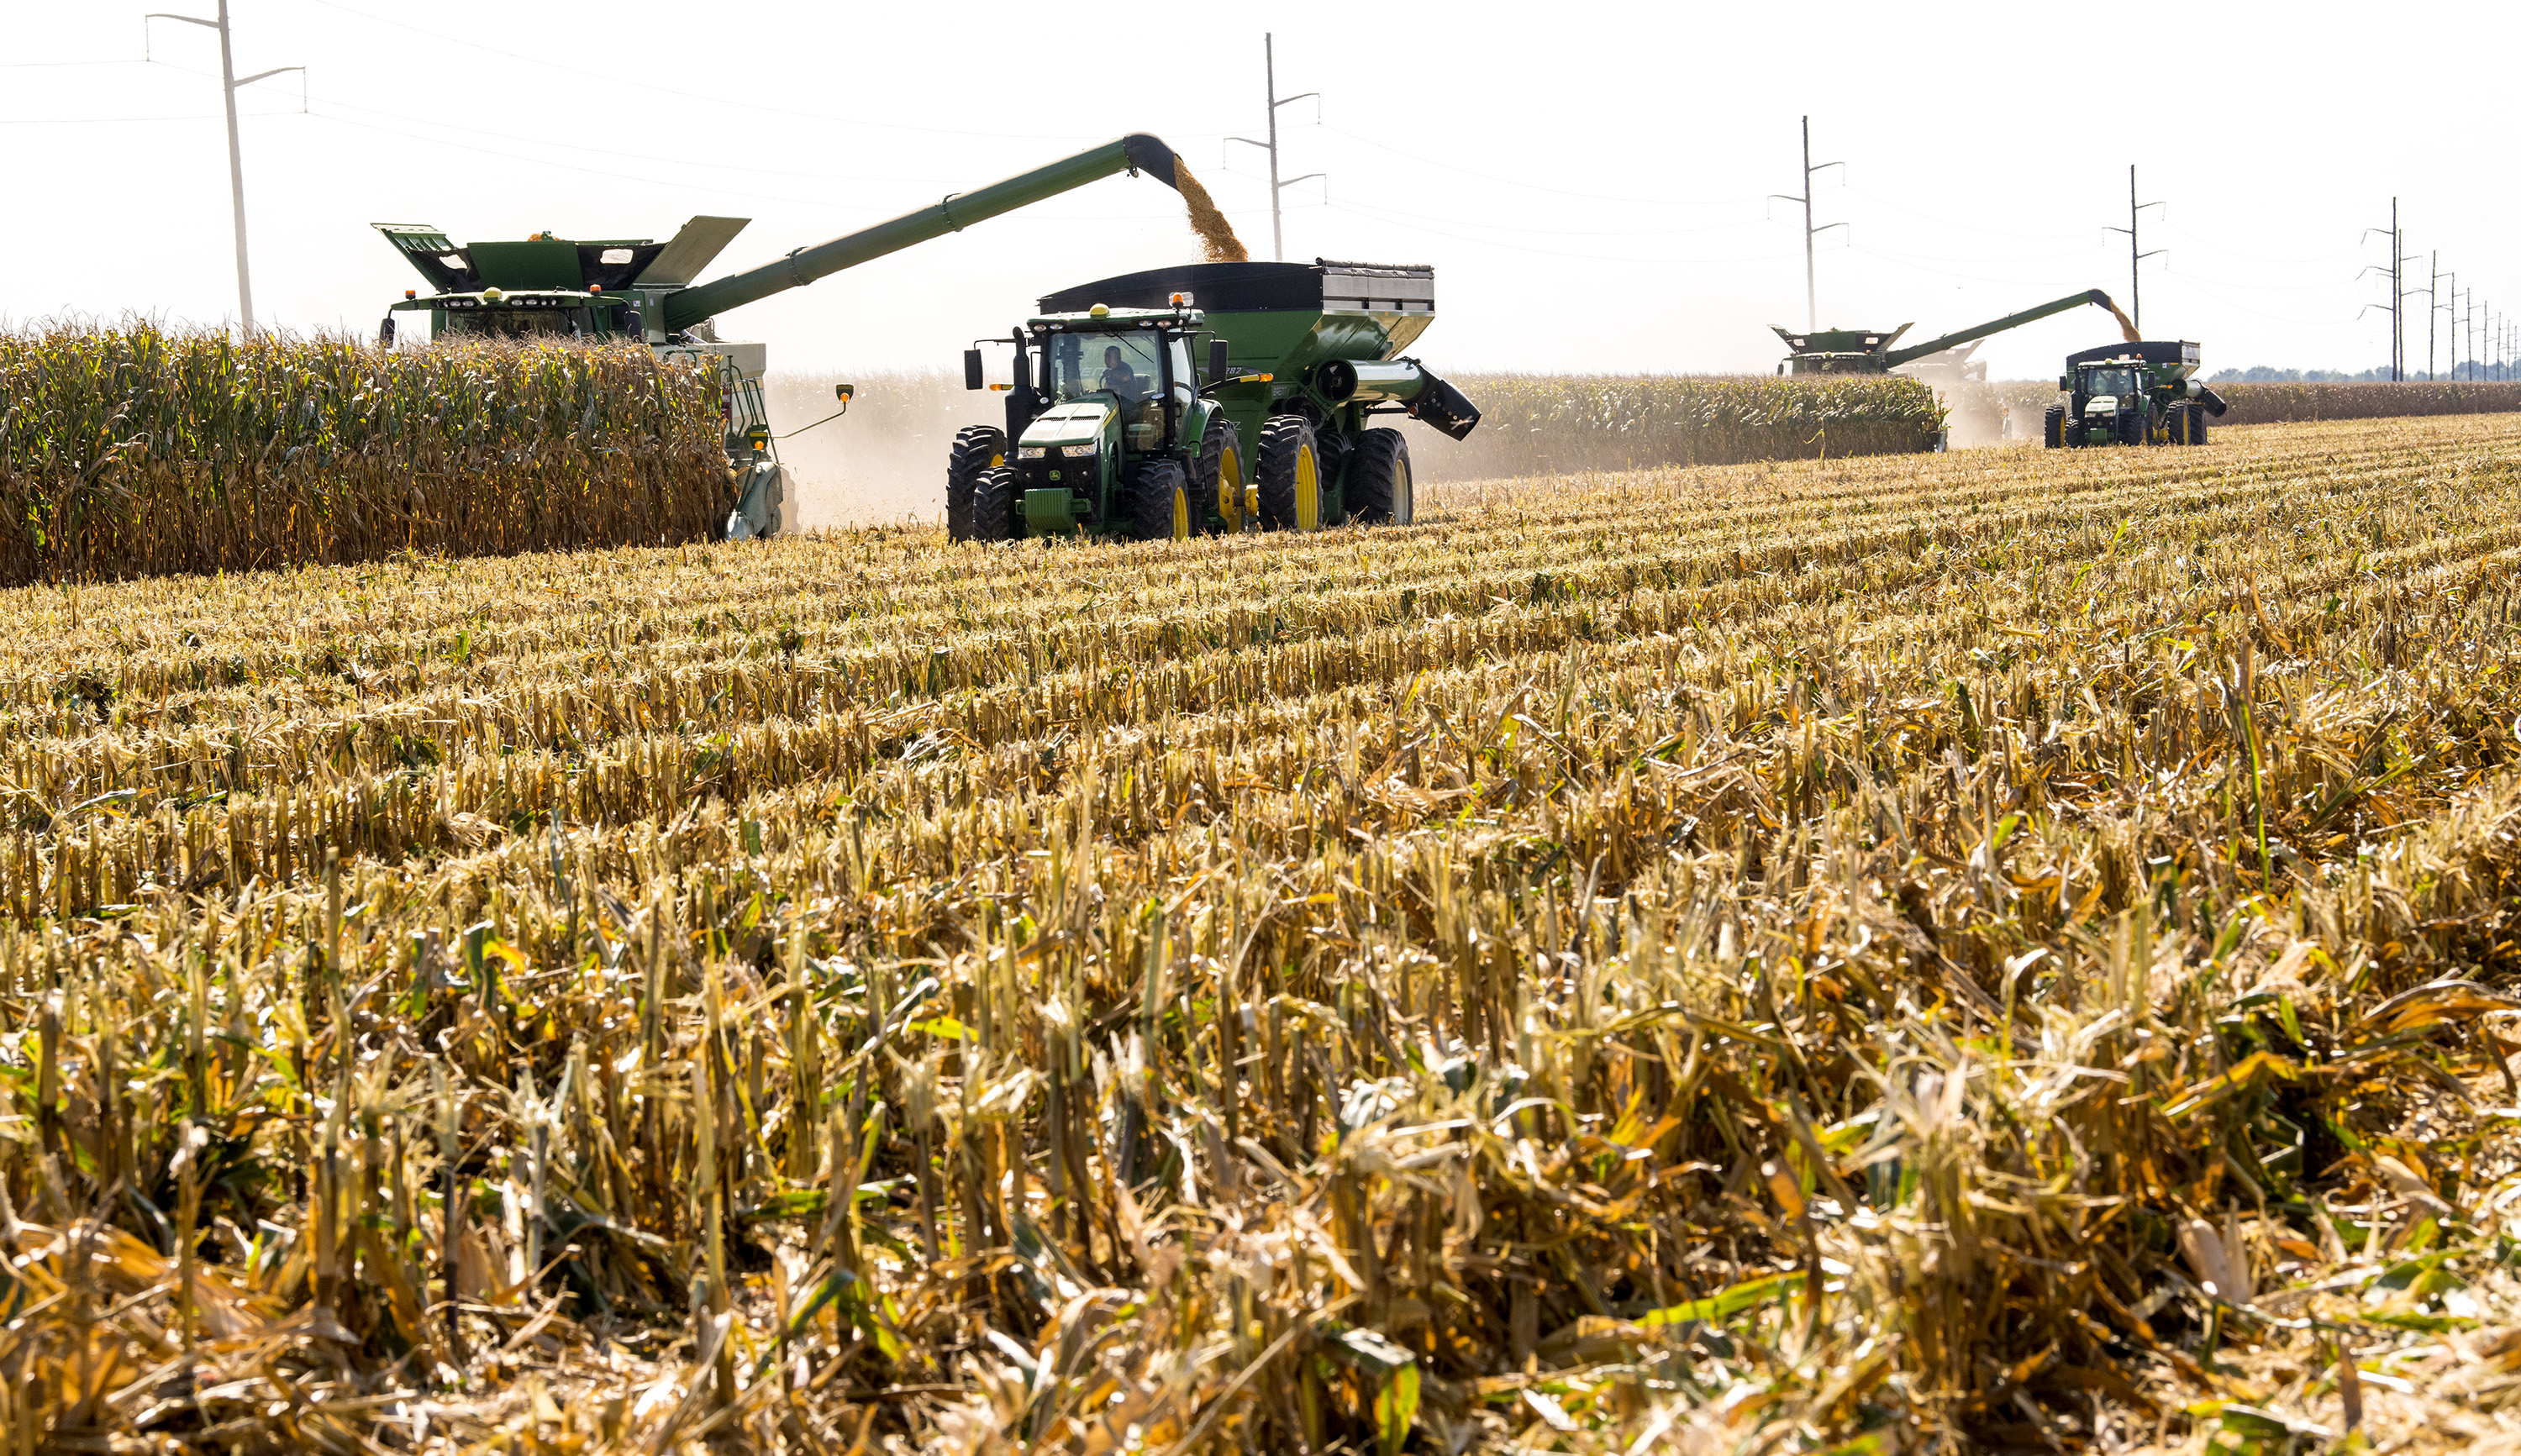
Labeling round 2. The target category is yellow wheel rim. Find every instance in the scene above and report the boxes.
[1394,457,1412,524]
[1216,448,1243,529]
[1171,485,1190,539]
[1295,444,1319,532]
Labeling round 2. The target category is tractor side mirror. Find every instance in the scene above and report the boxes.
[376,317,396,349]
[2058,375,2071,392]
[963,350,985,391]
[1208,339,1230,383]
[623,307,645,339]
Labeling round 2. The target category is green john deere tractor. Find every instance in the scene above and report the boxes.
[2043,340,2229,448]
[945,260,1480,542]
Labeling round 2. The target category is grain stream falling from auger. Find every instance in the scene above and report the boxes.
[1171,159,1249,262]
[2107,299,2142,342]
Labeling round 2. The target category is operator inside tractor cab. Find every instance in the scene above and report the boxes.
[1098,345,1145,401]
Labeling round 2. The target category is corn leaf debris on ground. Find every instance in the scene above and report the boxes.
[6,417,2521,1451]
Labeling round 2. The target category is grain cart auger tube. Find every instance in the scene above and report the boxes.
[371,134,1192,540]
[945,260,1479,542]
[2041,340,2227,449]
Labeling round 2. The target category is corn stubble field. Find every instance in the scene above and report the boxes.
[9,413,2521,1454]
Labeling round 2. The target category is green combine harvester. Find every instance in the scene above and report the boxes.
[944,260,1479,541]
[372,135,1194,539]
[1774,288,2129,442]
[2043,340,2228,448]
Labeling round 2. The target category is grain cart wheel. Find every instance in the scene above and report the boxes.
[2042,405,2065,449]
[1256,415,1323,532]
[2189,407,2208,447]
[945,425,1007,542]
[1314,430,1352,526]
[1347,428,1413,525]
[2116,410,2145,448]
[969,465,1020,542]
[1196,416,1244,533]
[1130,459,1193,542]
[2164,402,2191,445]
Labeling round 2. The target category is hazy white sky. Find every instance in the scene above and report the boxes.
[7,0,2513,381]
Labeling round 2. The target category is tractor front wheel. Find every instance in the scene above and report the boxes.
[969,465,1019,542]
[1256,415,1323,533]
[1131,460,1192,542]
[1346,428,1413,524]
[946,425,1008,542]
[2042,405,2064,449]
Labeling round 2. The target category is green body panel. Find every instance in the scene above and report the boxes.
[465,240,586,291]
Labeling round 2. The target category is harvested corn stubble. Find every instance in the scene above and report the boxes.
[6,413,2521,1452]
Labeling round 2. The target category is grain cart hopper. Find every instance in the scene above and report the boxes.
[944,260,1480,541]
[372,134,1193,539]
[2042,340,2228,448]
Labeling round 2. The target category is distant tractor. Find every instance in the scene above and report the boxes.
[947,260,1480,542]
[2043,341,2229,449]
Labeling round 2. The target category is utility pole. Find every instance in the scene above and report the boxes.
[1768,118,1845,332]
[2360,201,2414,380]
[2103,165,2166,333]
[147,2,299,336]
[1225,34,1321,263]
[2429,253,2439,380]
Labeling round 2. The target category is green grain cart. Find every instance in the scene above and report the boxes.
[373,134,1194,539]
[944,260,1480,542]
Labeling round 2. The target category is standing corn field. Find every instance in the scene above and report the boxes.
[0,323,734,585]
[6,413,2521,1451]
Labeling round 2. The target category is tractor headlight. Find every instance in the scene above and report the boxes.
[1018,446,1047,460]
[1061,444,1097,458]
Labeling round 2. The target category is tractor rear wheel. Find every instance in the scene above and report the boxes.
[1130,460,1192,542]
[1256,415,1323,533]
[1195,416,1243,533]
[969,465,1019,542]
[1346,428,1413,524]
[946,426,1008,542]
[2042,405,2065,449]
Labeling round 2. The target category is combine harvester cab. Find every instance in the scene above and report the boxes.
[947,260,1481,542]
[374,134,1197,541]
[2042,340,2229,449]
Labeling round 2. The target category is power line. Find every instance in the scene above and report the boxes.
[299,0,1145,143]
